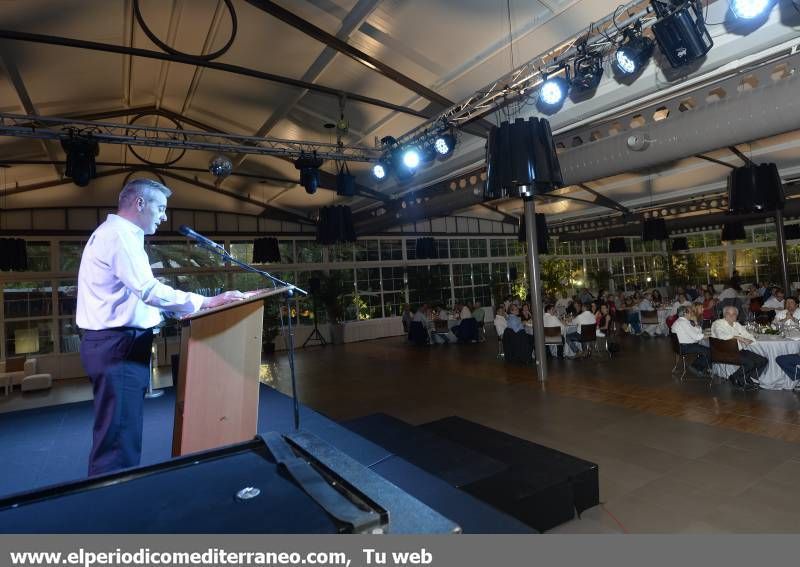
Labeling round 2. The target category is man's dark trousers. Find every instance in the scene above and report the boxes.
[80,328,154,476]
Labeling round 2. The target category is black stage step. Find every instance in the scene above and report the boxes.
[421,417,599,532]
[343,413,599,532]
[342,413,507,487]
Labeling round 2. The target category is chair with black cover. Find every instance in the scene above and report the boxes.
[502,328,533,365]
[669,332,708,382]
[709,337,748,389]
[408,321,429,346]
[455,317,479,343]
[543,326,563,358]
[578,324,597,358]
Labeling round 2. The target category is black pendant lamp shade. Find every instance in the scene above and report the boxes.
[721,220,746,241]
[485,117,563,201]
[252,237,281,263]
[727,163,784,214]
[609,237,628,253]
[415,237,438,259]
[517,213,549,254]
[316,205,356,245]
[0,239,28,271]
[642,218,668,241]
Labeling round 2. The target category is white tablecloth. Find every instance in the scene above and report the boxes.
[714,334,800,390]
[642,308,671,336]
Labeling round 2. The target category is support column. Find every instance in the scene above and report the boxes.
[775,209,791,293]
[523,198,546,382]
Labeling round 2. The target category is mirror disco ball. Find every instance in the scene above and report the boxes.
[209,155,233,178]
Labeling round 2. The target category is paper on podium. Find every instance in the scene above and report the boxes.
[179,286,294,321]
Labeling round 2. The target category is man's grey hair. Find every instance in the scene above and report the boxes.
[118,178,172,210]
[676,305,689,318]
[723,305,739,317]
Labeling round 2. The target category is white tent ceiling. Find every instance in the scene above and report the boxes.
[0,0,798,230]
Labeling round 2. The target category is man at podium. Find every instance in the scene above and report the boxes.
[76,178,244,476]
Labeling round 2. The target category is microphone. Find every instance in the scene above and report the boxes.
[178,225,225,251]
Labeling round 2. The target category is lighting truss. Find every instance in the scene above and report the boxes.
[395,0,663,145]
[0,113,381,163]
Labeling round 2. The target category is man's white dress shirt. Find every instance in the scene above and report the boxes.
[718,288,739,301]
[672,317,704,344]
[711,319,755,349]
[76,214,204,330]
[763,296,785,309]
[773,309,800,323]
[574,310,597,329]
[543,312,565,333]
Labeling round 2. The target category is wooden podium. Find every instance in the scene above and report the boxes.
[171,287,292,457]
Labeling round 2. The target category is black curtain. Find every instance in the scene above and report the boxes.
[0,239,28,271]
[252,237,281,263]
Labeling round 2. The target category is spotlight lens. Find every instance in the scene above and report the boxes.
[539,79,565,106]
[434,137,450,155]
[615,49,637,74]
[372,163,386,180]
[730,0,771,19]
[402,148,421,169]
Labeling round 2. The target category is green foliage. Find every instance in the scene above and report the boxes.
[588,268,611,291]
[540,257,578,296]
[314,272,349,323]
[406,265,448,306]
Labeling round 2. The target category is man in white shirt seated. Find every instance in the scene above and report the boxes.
[543,303,565,358]
[566,304,597,356]
[718,286,739,301]
[671,306,710,377]
[773,296,800,324]
[762,288,785,311]
[77,179,244,476]
[711,306,768,387]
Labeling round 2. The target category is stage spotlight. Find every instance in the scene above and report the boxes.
[572,51,604,92]
[613,23,654,77]
[294,152,324,195]
[730,0,772,19]
[537,72,570,112]
[650,0,713,68]
[372,163,386,180]
[61,133,99,187]
[401,146,421,170]
[434,132,455,157]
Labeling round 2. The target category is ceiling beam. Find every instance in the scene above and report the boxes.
[576,183,631,214]
[0,51,63,178]
[243,0,492,138]
[696,154,738,169]
[232,0,381,172]
[0,29,429,119]
[479,203,519,224]
[0,168,129,198]
[728,145,755,167]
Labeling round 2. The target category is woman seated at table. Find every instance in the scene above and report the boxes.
[670,293,692,315]
[711,306,768,387]
[596,304,611,337]
[773,296,800,324]
[520,303,532,322]
[651,289,663,307]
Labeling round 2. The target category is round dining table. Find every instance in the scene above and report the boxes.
[713,334,800,390]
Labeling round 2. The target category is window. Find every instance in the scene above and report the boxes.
[25,242,51,272]
[328,243,353,263]
[279,240,295,264]
[469,239,487,258]
[59,241,85,271]
[405,239,417,260]
[355,240,379,262]
[490,239,507,257]
[449,239,468,258]
[295,241,322,264]
[380,239,403,261]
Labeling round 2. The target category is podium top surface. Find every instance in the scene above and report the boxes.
[179,286,293,321]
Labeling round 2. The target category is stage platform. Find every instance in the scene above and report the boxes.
[344,413,599,532]
[0,386,532,534]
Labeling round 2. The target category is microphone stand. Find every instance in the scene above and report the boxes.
[193,241,307,431]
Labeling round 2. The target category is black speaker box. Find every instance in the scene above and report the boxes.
[642,218,668,241]
[722,221,746,241]
[728,163,785,213]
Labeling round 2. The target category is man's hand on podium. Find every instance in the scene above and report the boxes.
[202,290,246,309]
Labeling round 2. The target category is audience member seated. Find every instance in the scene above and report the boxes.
[762,288,785,311]
[460,302,473,320]
[651,290,663,306]
[506,305,524,332]
[520,303,532,322]
[671,305,710,377]
[579,287,594,305]
[718,285,739,301]
[596,304,611,337]
[711,306,767,386]
[409,304,431,346]
[502,325,534,365]
[566,299,581,317]
[543,303,565,358]
[494,306,507,336]
[455,317,479,343]
[401,304,412,333]
[773,296,800,324]
[567,304,598,357]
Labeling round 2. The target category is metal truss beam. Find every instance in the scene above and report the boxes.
[0,112,380,162]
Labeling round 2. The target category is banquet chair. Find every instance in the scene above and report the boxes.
[639,310,659,325]
[578,324,597,358]
[669,333,708,382]
[708,337,748,389]
[494,320,506,360]
[544,326,563,358]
